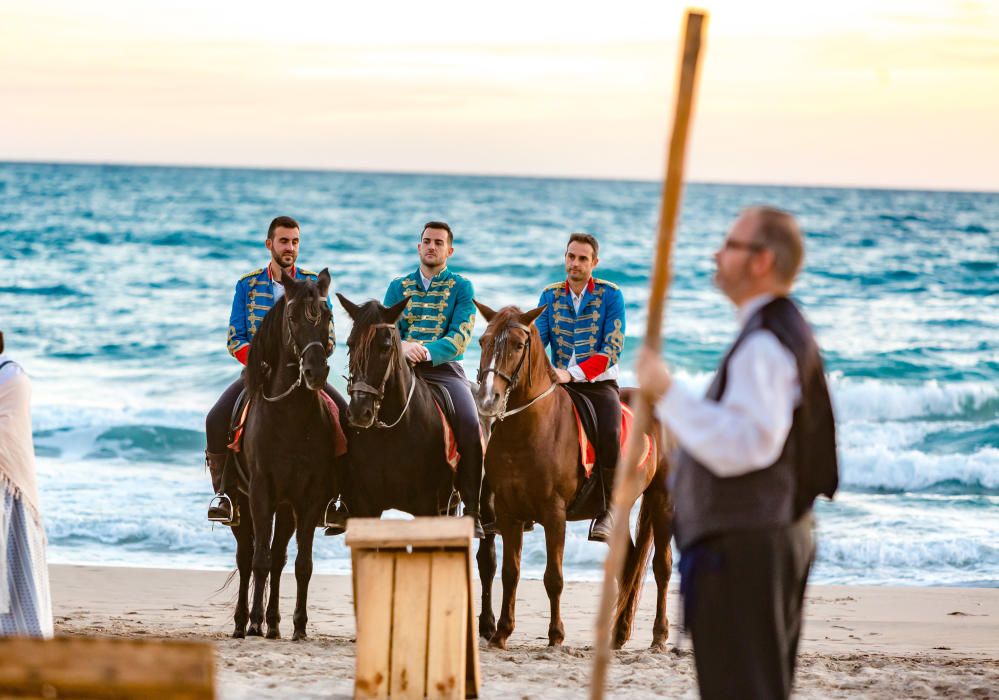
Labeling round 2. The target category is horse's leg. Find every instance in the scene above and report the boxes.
[232,504,253,639]
[542,513,567,646]
[489,517,523,650]
[476,533,497,640]
[247,478,275,637]
[291,509,318,641]
[265,504,295,639]
[650,490,674,651]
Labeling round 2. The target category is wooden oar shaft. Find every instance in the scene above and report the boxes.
[590,10,707,700]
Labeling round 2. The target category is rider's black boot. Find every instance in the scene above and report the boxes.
[206,451,236,525]
[588,466,616,543]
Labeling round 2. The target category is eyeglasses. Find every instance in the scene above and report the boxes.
[722,239,765,253]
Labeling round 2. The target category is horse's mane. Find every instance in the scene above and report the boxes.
[245,296,287,395]
[347,301,408,388]
[489,305,560,385]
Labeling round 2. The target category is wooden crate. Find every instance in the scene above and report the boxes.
[0,636,215,699]
[346,517,481,700]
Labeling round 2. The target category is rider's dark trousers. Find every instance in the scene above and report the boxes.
[205,372,349,460]
[415,361,484,515]
[568,379,621,499]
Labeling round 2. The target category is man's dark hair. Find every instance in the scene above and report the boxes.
[267,216,300,240]
[422,221,453,245]
[567,232,599,258]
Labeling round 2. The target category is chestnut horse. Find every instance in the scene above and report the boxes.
[473,302,674,650]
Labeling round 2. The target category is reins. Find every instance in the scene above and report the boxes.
[347,322,417,429]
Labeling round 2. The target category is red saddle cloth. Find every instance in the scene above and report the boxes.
[570,401,651,478]
[433,400,461,472]
[228,392,348,458]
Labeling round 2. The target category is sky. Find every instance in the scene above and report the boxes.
[1,0,997,190]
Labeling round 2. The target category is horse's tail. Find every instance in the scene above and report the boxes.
[612,490,655,647]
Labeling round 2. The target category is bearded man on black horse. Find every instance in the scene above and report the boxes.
[204,215,350,534]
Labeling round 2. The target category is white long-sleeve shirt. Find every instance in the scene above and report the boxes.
[655,294,801,478]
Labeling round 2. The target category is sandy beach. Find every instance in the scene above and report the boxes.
[47,564,997,699]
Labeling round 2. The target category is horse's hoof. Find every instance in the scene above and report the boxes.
[548,638,564,648]
[292,629,307,641]
[488,633,508,650]
[478,616,496,641]
[649,638,668,653]
[265,627,281,640]
[232,628,246,639]
[246,624,263,637]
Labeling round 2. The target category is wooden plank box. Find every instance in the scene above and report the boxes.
[346,517,480,700]
[0,636,215,699]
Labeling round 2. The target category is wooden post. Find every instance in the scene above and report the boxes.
[347,517,481,700]
[0,637,215,699]
[589,9,708,700]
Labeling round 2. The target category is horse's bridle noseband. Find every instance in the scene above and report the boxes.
[347,322,416,429]
[477,322,556,421]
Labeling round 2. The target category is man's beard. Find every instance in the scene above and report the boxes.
[272,251,296,269]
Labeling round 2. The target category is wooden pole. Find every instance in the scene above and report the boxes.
[589,9,707,699]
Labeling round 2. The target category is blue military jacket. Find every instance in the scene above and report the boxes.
[383,268,476,366]
[227,265,335,363]
[534,277,626,380]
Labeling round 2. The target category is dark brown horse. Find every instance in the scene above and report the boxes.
[473,302,674,650]
[235,269,340,641]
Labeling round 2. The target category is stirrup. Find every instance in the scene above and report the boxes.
[446,488,463,517]
[208,494,236,524]
[322,497,348,528]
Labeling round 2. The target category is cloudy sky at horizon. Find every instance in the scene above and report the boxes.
[2,0,997,190]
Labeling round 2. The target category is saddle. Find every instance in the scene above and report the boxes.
[563,387,652,518]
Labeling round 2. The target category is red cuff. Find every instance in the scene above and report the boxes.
[576,354,609,380]
[234,346,250,365]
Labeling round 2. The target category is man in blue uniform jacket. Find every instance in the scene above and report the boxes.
[382,221,484,538]
[204,216,348,529]
[535,233,626,542]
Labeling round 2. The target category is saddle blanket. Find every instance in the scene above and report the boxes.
[433,401,460,472]
[571,402,651,478]
[228,392,348,458]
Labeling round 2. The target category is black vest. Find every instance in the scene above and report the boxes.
[672,297,838,550]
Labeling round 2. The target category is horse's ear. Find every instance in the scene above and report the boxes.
[520,304,547,327]
[336,292,360,319]
[473,300,497,323]
[383,296,411,324]
[316,268,331,297]
[278,267,301,296]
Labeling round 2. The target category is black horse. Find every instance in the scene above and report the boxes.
[336,294,458,515]
[336,293,499,639]
[230,268,341,641]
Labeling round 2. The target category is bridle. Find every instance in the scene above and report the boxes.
[262,298,328,403]
[477,322,557,421]
[346,322,416,429]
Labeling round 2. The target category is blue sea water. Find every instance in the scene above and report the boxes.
[2,161,997,587]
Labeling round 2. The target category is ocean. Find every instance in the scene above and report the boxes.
[2,161,996,587]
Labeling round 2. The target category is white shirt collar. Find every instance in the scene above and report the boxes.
[736,293,776,328]
[420,267,447,290]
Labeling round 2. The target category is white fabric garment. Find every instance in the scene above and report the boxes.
[565,284,619,383]
[0,355,53,636]
[655,294,800,478]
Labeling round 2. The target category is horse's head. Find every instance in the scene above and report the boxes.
[277,267,332,391]
[337,292,410,429]
[473,300,549,419]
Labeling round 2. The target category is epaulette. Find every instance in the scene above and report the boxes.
[593,277,619,290]
[298,268,317,278]
[543,281,564,292]
[239,268,264,281]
